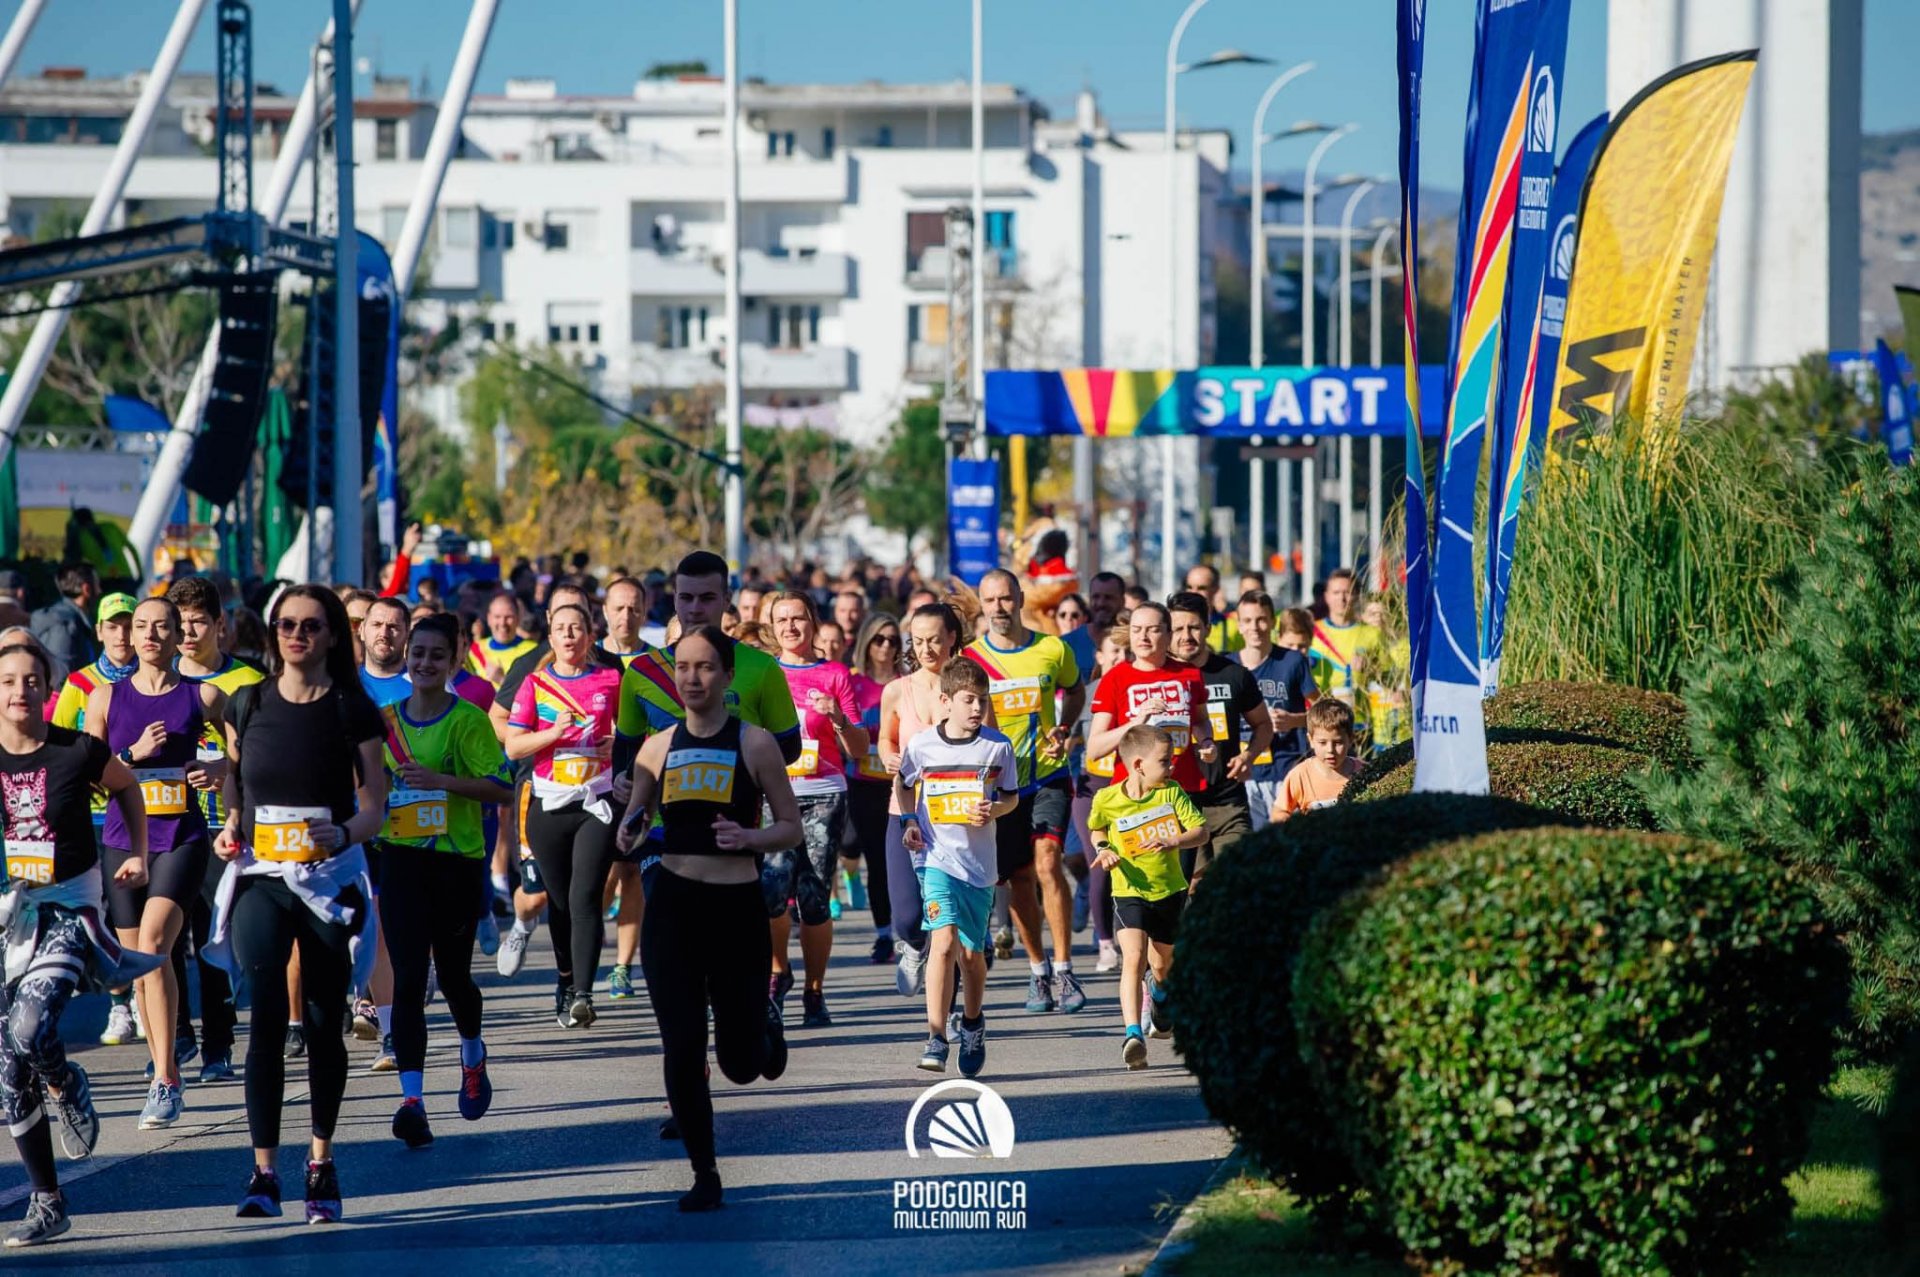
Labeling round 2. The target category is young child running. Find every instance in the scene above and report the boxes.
[1271,699,1363,822]
[895,659,1017,1079]
[1087,724,1209,1070]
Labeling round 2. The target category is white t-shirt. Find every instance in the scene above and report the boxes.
[899,725,1018,889]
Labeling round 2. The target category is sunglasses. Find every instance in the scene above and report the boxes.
[871,634,900,647]
[274,618,327,638]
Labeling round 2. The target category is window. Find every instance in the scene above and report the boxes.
[766,130,795,159]
[906,211,946,276]
[479,319,496,340]
[501,221,515,250]
[381,207,407,248]
[548,324,562,343]
[544,222,569,250]
[807,305,820,344]
[376,119,398,161]
[876,124,893,148]
[442,207,477,250]
[821,127,834,158]
[587,323,601,344]
[769,304,814,348]
[503,320,517,342]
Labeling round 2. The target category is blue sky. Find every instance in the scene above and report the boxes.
[7,0,1916,182]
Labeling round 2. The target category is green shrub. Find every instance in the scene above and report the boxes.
[1648,465,1920,1052]
[1167,794,1562,1235]
[1347,734,1659,830]
[1483,680,1692,770]
[1295,828,1848,1276]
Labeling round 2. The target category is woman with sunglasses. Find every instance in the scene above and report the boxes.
[841,613,902,964]
[211,585,386,1224]
[82,597,225,1130]
[501,602,627,1030]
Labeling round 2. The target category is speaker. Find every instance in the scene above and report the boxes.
[281,283,391,509]
[183,270,279,507]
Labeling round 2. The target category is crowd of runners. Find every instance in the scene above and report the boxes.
[0,534,1411,1242]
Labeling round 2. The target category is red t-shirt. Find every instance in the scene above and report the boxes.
[1090,658,1210,792]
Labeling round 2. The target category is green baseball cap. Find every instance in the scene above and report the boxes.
[97,592,137,622]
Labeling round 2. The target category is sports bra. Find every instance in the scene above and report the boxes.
[657,717,763,856]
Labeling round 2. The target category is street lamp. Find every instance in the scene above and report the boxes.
[1332,177,1381,575]
[1294,125,1355,601]
[1163,0,1269,593]
[1366,219,1396,577]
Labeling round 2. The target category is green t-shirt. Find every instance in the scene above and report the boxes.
[963,632,1081,791]
[616,641,801,753]
[1087,780,1205,901]
[379,697,510,857]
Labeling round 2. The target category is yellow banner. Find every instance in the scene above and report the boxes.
[1549,51,1756,433]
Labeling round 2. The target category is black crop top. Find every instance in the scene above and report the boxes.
[656,717,763,856]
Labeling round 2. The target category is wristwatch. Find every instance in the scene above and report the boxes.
[116,746,136,765]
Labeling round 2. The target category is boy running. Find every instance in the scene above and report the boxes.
[1272,699,1363,821]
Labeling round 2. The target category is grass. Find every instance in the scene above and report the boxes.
[1167,1067,1893,1277]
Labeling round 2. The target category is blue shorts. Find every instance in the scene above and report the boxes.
[919,866,993,955]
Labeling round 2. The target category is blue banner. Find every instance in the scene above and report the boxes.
[982,366,1445,438]
[1874,339,1914,466]
[948,457,1000,587]
[1478,7,1574,696]
[1397,0,1431,747]
[356,231,403,555]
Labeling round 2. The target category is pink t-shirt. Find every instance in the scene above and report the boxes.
[452,668,496,712]
[508,665,623,787]
[846,672,891,784]
[778,658,862,796]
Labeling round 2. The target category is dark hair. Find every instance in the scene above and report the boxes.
[1279,606,1315,638]
[767,590,818,626]
[1124,585,1152,605]
[268,585,377,719]
[1306,697,1355,737]
[411,611,462,653]
[1090,571,1126,592]
[675,623,736,674]
[605,575,645,599]
[230,606,266,657]
[1036,528,1071,561]
[1055,592,1090,616]
[939,657,989,698]
[0,641,52,685]
[908,601,963,646]
[339,587,378,610]
[133,595,183,634]
[1130,601,1171,628]
[365,596,411,627]
[166,575,222,618]
[1166,590,1211,621]
[1118,722,1171,762]
[1186,562,1221,588]
[675,550,730,586]
[486,589,521,614]
[1237,591,1276,615]
[547,602,593,630]
[977,567,1021,595]
[56,562,97,600]
[1326,568,1357,587]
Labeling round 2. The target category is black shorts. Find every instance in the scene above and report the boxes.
[364,840,385,892]
[1114,892,1185,945]
[996,777,1072,880]
[103,837,212,930]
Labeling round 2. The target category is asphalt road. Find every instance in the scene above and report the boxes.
[1,896,1230,1276]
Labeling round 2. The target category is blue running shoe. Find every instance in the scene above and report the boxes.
[1025,969,1056,1013]
[917,1034,950,1073]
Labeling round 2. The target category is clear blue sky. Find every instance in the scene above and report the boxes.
[7,0,1916,182]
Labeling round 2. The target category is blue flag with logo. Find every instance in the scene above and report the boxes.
[948,457,1000,587]
[1396,0,1432,752]
[356,231,403,556]
[1874,339,1914,466]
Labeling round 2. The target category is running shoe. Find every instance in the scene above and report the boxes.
[497,923,531,978]
[304,1159,343,1224]
[99,1001,136,1047]
[659,1116,681,1140]
[199,1053,236,1084]
[1148,991,1174,1040]
[954,1016,987,1079]
[993,926,1014,961]
[609,964,636,1001]
[1095,939,1120,973]
[3,1193,69,1248]
[392,1098,433,1149]
[1025,969,1056,1013]
[1072,875,1090,933]
[138,1079,183,1129]
[236,1166,282,1218]
[369,1034,397,1073]
[843,868,868,911]
[47,1062,97,1160]
[1122,1030,1149,1070]
[1057,968,1088,1014]
[351,999,379,1042]
[603,895,620,923]
[762,1001,789,1081]
[800,990,832,1028]
[770,968,795,1015]
[678,1169,723,1213]
[132,999,146,1040]
[284,1025,306,1059]
[459,1050,493,1121]
[895,940,926,998]
[554,981,573,1029]
[828,896,843,921]
[568,991,598,1028]
[477,911,500,957]
[917,1033,950,1073]
[868,933,894,965]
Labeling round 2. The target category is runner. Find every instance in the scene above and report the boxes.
[375,612,511,1148]
[82,598,226,1128]
[1236,595,1316,832]
[502,602,628,1029]
[1069,622,1129,972]
[358,597,412,707]
[209,585,387,1224]
[598,576,663,1001]
[766,592,867,1027]
[616,624,798,1213]
[354,596,412,1069]
[1167,592,1273,889]
[469,592,538,688]
[843,613,901,964]
[0,641,161,1247]
[1309,569,1384,751]
[1359,598,1412,756]
[1182,563,1242,654]
[963,570,1086,1015]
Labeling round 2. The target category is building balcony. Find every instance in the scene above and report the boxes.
[905,244,1024,291]
[630,342,850,391]
[629,246,849,297]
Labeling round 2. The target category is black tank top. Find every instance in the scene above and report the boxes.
[658,717,763,856]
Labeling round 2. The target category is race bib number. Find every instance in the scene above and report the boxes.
[1207,703,1229,744]
[4,839,54,885]
[389,787,449,840]
[856,746,890,782]
[1150,713,1191,753]
[136,767,189,817]
[551,749,603,788]
[923,774,986,825]
[254,804,332,864]
[1086,751,1115,779]
[665,748,736,804]
[786,738,821,778]
[989,676,1044,719]
[1111,803,1183,857]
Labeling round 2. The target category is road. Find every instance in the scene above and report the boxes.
[2,897,1230,1276]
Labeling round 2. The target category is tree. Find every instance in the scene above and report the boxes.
[865,398,948,554]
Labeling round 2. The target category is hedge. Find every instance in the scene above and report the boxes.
[1347,734,1659,830]
[1295,828,1847,1276]
[1483,680,1692,770]
[1167,793,1562,1235]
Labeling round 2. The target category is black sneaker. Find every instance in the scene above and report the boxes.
[304,1159,342,1225]
[800,990,832,1028]
[554,981,574,1029]
[678,1169,723,1213]
[567,991,597,1028]
[392,1098,433,1148]
[659,1115,681,1140]
[3,1192,69,1248]
[762,1000,789,1081]
[284,1026,306,1059]
[237,1166,282,1218]
[199,1052,236,1084]
[868,934,894,964]
[47,1062,97,1160]
[770,968,795,1014]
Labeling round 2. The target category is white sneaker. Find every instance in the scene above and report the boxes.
[497,923,531,978]
[100,1003,137,1047]
[1095,940,1119,974]
[477,911,500,957]
[894,940,927,998]
[132,998,147,1041]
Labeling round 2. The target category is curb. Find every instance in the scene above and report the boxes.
[1141,1148,1244,1277]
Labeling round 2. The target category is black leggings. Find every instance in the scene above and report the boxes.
[525,801,617,990]
[172,857,237,1057]
[640,868,771,1175]
[377,844,485,1074]
[844,781,893,930]
[229,875,358,1148]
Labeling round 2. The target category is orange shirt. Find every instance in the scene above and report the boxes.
[1274,755,1362,820]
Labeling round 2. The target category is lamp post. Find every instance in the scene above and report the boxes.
[1336,177,1380,573]
[1367,220,1396,580]
[723,0,744,576]
[1164,0,1267,592]
[1295,125,1356,602]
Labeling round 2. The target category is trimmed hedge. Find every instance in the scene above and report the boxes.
[1484,680,1692,770]
[1167,794,1562,1233]
[1347,734,1659,830]
[1295,828,1847,1277]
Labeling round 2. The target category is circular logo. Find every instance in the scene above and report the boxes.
[1527,66,1557,153]
[906,1080,1017,1159]
[925,901,942,920]
[1549,214,1577,281]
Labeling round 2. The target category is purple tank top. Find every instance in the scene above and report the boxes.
[104,678,206,853]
